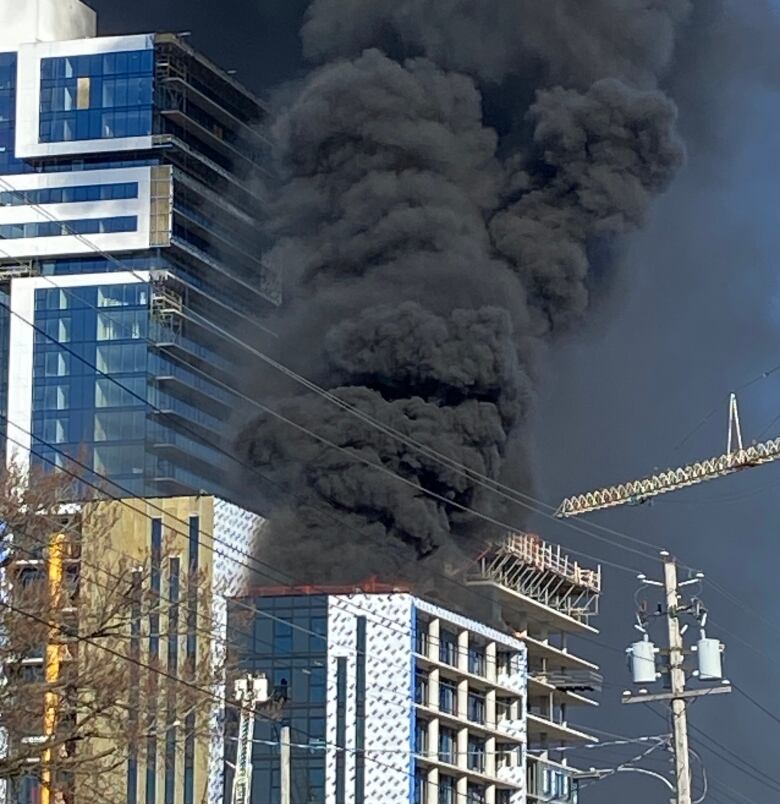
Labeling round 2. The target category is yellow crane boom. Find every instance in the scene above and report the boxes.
[555,394,780,518]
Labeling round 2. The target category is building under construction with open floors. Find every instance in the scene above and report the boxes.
[467,532,603,804]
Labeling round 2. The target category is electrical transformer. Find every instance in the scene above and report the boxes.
[629,639,657,685]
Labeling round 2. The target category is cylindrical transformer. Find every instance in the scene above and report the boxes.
[630,640,657,684]
[697,638,723,680]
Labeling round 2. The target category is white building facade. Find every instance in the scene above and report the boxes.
[225,590,528,804]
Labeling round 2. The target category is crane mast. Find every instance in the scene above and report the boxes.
[556,394,780,518]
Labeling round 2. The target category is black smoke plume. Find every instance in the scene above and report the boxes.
[238,1,688,584]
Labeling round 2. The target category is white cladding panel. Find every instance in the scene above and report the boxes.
[326,594,415,804]
[5,270,151,472]
[15,34,154,159]
[0,0,96,51]
[0,166,154,258]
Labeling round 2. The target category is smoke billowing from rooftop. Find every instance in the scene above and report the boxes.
[238,0,688,584]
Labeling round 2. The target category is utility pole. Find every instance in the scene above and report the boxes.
[624,551,732,804]
[280,724,291,804]
[664,556,691,804]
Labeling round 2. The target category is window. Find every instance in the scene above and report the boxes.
[467,784,486,804]
[496,697,512,723]
[467,691,485,724]
[43,351,69,377]
[43,383,69,410]
[467,736,485,772]
[95,376,146,408]
[415,670,429,705]
[415,719,428,755]
[97,309,146,340]
[40,50,154,143]
[496,744,518,769]
[96,342,146,373]
[496,791,512,804]
[414,766,427,804]
[93,444,144,476]
[93,410,146,442]
[41,416,67,444]
[468,644,486,676]
[439,629,458,666]
[439,679,457,716]
[438,775,456,804]
[0,182,138,206]
[438,727,456,765]
[415,616,429,655]
[497,651,514,676]
[273,620,293,653]
[0,215,137,239]
[76,76,90,110]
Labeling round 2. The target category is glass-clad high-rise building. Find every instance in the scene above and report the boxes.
[0,0,277,499]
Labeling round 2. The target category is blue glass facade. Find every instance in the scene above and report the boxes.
[226,596,328,804]
[1,32,274,503]
[39,50,154,142]
[0,181,138,206]
[0,53,30,176]
[0,215,137,239]
[32,283,150,493]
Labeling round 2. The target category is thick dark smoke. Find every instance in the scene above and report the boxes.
[238,1,688,584]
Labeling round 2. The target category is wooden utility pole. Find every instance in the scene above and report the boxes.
[623,551,732,804]
[664,556,692,804]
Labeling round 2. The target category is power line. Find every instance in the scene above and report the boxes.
[0,175,671,568]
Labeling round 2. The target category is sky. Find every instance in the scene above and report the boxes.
[89,1,780,801]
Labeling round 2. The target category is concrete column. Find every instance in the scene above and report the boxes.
[486,641,497,683]
[486,783,496,804]
[428,718,439,760]
[458,678,468,720]
[457,726,469,770]
[430,668,440,711]
[485,735,497,777]
[429,618,440,662]
[457,776,468,802]
[486,689,497,729]
[458,629,469,673]
[426,765,439,803]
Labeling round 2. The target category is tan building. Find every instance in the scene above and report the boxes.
[4,494,260,804]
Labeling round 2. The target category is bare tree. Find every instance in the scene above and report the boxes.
[0,465,231,802]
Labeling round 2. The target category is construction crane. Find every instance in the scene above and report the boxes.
[556,394,780,518]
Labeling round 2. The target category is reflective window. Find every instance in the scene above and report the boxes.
[0,216,136,239]
[0,53,30,175]
[467,737,486,772]
[438,776,456,804]
[438,727,456,765]
[439,629,458,666]
[467,784,486,804]
[415,669,429,705]
[439,679,457,716]
[468,644,486,676]
[39,50,154,143]
[0,182,138,206]
[467,690,486,724]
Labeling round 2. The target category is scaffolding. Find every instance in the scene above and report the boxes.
[469,533,601,625]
